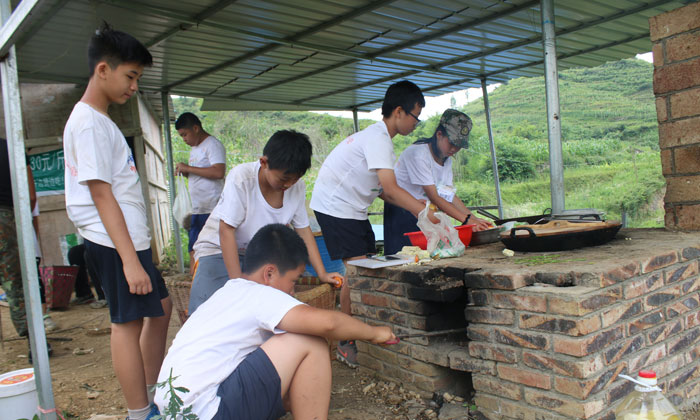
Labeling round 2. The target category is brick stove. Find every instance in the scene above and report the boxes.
[348,228,700,419]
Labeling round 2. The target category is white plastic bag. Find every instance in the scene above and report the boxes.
[172,176,192,227]
[416,202,465,258]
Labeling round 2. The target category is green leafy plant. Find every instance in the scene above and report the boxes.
[151,368,199,420]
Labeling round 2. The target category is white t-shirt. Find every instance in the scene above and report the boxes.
[188,135,226,214]
[154,278,304,420]
[395,143,455,202]
[310,121,395,220]
[193,161,310,260]
[63,102,150,250]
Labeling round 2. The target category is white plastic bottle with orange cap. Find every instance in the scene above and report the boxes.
[614,370,683,419]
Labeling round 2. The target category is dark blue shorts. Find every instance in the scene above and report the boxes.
[84,240,169,324]
[188,213,211,252]
[383,202,418,255]
[314,211,376,261]
[213,347,286,420]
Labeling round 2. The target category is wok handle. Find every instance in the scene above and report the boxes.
[509,226,537,238]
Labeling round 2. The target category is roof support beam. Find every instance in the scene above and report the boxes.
[0,0,52,57]
[145,0,239,48]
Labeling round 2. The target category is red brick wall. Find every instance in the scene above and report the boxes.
[650,2,700,230]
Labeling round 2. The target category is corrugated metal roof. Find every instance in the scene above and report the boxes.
[10,0,691,112]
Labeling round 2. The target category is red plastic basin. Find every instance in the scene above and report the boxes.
[404,224,474,250]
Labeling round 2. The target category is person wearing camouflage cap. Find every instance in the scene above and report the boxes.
[384,109,493,255]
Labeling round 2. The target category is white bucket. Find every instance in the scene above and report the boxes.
[0,368,39,420]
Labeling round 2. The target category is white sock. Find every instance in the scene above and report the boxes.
[127,405,151,420]
[147,384,156,405]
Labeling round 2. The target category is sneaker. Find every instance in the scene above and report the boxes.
[28,340,53,364]
[336,340,359,368]
[71,295,95,305]
[126,404,160,420]
[90,299,108,309]
[43,315,59,332]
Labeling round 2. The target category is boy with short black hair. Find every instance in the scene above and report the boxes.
[156,223,394,420]
[190,130,343,314]
[63,24,171,420]
[310,80,437,367]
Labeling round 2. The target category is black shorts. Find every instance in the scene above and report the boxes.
[84,240,169,324]
[314,211,376,261]
[213,347,286,420]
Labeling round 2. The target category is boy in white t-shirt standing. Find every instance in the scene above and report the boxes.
[189,130,343,314]
[310,80,437,367]
[63,25,171,420]
[174,112,226,272]
[156,223,395,420]
[385,109,493,255]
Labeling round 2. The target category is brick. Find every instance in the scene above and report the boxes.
[677,204,700,229]
[607,379,635,404]
[646,284,683,310]
[375,308,408,326]
[675,145,700,174]
[653,57,700,94]
[668,31,700,63]
[410,370,455,392]
[497,365,551,390]
[656,96,669,122]
[518,313,601,336]
[629,310,665,335]
[448,348,496,375]
[665,204,678,228]
[374,278,406,296]
[491,292,546,313]
[348,276,373,290]
[671,88,700,119]
[389,296,441,315]
[357,352,383,372]
[361,292,389,308]
[494,328,549,350]
[667,327,700,354]
[668,366,700,391]
[628,344,667,372]
[682,276,700,294]
[522,351,605,379]
[685,380,700,398]
[464,270,534,290]
[658,117,700,148]
[554,364,625,399]
[649,2,700,41]
[642,251,680,273]
[624,272,663,299]
[349,290,361,303]
[553,326,624,357]
[467,325,492,342]
[465,307,514,325]
[601,299,643,328]
[548,287,621,316]
[686,311,700,328]
[647,319,683,344]
[666,260,699,284]
[467,289,489,306]
[661,149,673,175]
[468,342,518,363]
[682,247,700,261]
[651,353,686,378]
[652,41,664,67]
[604,335,645,365]
[397,354,445,377]
[667,295,699,319]
[523,388,605,418]
[472,374,522,400]
[351,303,377,318]
[601,263,641,286]
[407,342,451,366]
[474,394,571,420]
[368,344,399,365]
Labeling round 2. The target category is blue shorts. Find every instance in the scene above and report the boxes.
[188,214,211,252]
[189,253,245,314]
[314,211,376,260]
[212,347,285,420]
[84,240,169,324]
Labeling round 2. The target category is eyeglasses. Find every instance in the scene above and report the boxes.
[405,109,421,124]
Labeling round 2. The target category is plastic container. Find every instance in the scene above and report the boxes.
[614,370,683,419]
[40,265,79,308]
[404,224,474,250]
[0,368,39,420]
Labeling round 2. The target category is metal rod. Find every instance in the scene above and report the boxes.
[0,0,56,418]
[397,328,466,339]
[481,77,503,219]
[541,0,565,214]
[161,92,184,273]
[352,108,359,133]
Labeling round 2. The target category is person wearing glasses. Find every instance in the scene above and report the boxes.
[310,80,437,368]
[384,109,493,255]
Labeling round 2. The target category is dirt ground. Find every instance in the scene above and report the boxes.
[2,276,700,420]
[0,277,457,420]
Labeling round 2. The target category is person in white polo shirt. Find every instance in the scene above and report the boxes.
[174,113,226,272]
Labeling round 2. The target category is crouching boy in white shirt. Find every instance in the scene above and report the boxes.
[155,223,395,420]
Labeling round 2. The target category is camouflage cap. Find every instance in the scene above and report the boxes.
[439,109,472,148]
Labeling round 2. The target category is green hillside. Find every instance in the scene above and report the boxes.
[171,58,664,231]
